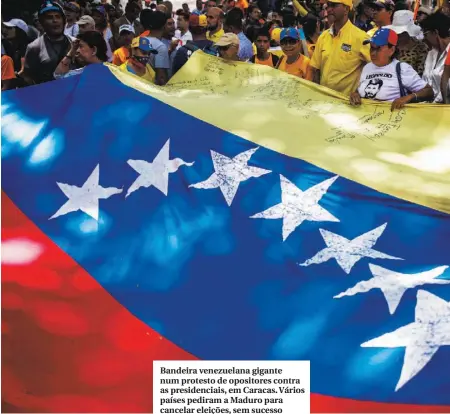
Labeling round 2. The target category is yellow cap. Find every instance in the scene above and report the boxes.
[271,27,282,43]
[327,0,353,9]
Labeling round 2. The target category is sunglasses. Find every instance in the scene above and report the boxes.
[281,38,299,45]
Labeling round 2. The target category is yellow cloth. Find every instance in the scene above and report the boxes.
[207,29,225,43]
[119,62,155,83]
[277,54,313,80]
[310,20,371,96]
[107,53,450,214]
[112,47,130,66]
[367,26,379,37]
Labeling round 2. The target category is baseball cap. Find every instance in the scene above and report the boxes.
[131,36,158,53]
[369,0,395,9]
[270,27,282,43]
[215,32,239,47]
[363,27,398,46]
[3,19,29,34]
[189,14,207,27]
[39,1,65,17]
[327,0,353,8]
[119,24,135,34]
[280,27,300,41]
[77,15,95,26]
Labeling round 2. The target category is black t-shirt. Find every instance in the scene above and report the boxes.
[172,40,214,76]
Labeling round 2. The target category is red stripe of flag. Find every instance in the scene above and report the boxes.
[2,192,449,413]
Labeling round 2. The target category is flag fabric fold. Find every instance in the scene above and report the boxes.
[2,54,450,413]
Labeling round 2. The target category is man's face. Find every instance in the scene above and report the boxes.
[250,7,262,21]
[207,0,216,9]
[372,6,392,26]
[120,31,134,45]
[177,15,188,31]
[196,0,203,9]
[280,37,301,57]
[207,9,221,30]
[423,29,439,49]
[255,35,269,53]
[78,22,95,33]
[365,82,380,98]
[219,44,238,60]
[326,2,346,22]
[41,11,65,36]
[2,25,16,40]
[163,18,175,37]
[128,5,141,20]
[416,11,428,23]
[65,9,78,22]
[92,11,105,27]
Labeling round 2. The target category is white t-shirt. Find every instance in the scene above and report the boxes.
[357,59,427,102]
[175,30,193,46]
[65,23,79,38]
[423,43,450,103]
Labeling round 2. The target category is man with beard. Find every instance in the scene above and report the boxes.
[206,7,225,43]
[22,1,74,85]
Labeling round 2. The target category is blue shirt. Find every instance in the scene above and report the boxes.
[237,31,253,62]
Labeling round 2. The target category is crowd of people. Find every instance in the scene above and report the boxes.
[1,0,450,107]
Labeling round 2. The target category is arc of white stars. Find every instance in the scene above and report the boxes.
[250,174,339,241]
[126,138,194,198]
[334,264,450,314]
[49,164,122,221]
[361,290,450,391]
[299,223,403,274]
[189,147,271,206]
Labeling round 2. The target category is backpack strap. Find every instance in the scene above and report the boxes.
[184,42,200,54]
[272,54,280,67]
[396,61,407,97]
[275,55,284,69]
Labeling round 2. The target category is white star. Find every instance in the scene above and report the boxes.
[189,147,271,206]
[334,264,450,314]
[361,290,450,391]
[126,139,194,197]
[299,223,403,274]
[250,174,339,241]
[49,164,122,221]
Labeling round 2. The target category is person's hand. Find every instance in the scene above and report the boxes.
[68,39,80,58]
[349,91,361,106]
[169,39,179,52]
[391,94,413,111]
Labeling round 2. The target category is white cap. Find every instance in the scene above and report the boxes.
[3,19,29,34]
[119,24,135,34]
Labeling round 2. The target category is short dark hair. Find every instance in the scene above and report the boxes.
[367,78,383,87]
[255,28,270,39]
[421,11,450,38]
[125,1,140,13]
[177,10,190,20]
[77,31,108,61]
[140,9,168,30]
[225,7,243,30]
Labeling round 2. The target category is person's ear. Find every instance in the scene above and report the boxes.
[92,46,97,56]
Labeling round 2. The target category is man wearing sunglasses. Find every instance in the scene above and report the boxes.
[310,0,371,96]
[119,36,158,83]
[276,28,313,80]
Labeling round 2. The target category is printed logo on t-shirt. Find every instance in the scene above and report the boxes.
[364,79,383,98]
[341,43,352,52]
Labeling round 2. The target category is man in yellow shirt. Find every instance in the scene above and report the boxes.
[310,0,371,96]
[206,7,225,43]
[367,0,395,37]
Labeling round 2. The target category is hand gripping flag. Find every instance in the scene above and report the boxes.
[2,53,450,413]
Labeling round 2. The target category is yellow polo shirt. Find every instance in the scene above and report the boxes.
[367,26,379,37]
[207,29,225,43]
[310,20,371,96]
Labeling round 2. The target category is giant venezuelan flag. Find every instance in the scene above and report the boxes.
[2,51,450,413]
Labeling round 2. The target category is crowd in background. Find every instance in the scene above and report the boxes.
[1,0,450,106]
